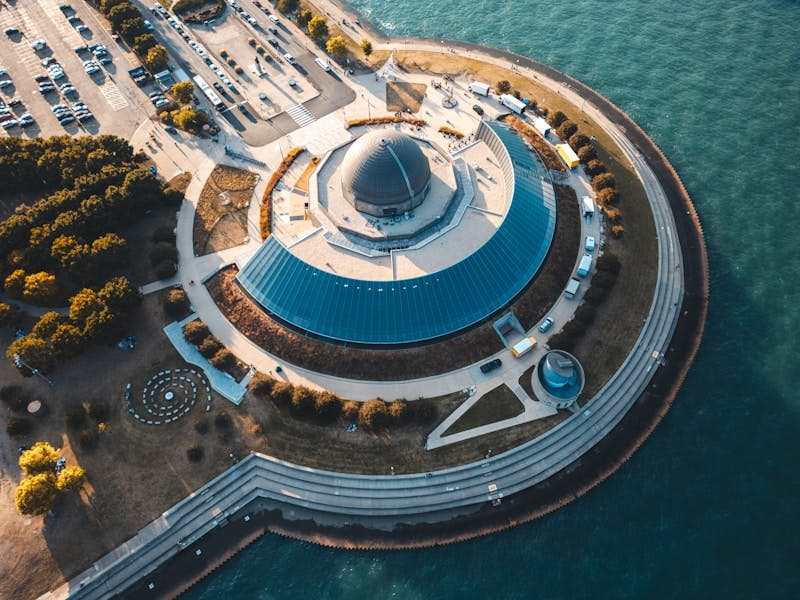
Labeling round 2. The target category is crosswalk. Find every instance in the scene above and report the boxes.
[285,103,316,127]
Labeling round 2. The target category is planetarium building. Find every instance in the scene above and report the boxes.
[237,121,558,346]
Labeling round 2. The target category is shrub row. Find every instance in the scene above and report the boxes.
[182,320,240,377]
[438,126,465,139]
[346,116,427,129]
[259,147,305,239]
[248,372,437,430]
[92,1,171,73]
[501,114,565,172]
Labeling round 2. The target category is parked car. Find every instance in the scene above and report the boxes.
[283,53,296,65]
[1,119,19,129]
[74,44,89,53]
[19,114,35,127]
[0,80,14,89]
[479,358,502,374]
[76,25,89,33]
[268,37,279,48]
[269,15,279,23]
[585,235,596,252]
[472,104,485,116]
[538,317,555,333]
[31,40,47,51]
[4,28,20,36]
[8,98,22,107]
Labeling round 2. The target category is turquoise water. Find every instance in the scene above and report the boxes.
[187,1,800,597]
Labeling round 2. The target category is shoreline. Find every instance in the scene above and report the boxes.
[42,7,707,599]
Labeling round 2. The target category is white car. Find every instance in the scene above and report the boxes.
[269,15,279,23]
[1,119,18,129]
[283,53,296,65]
[144,20,154,31]
[154,98,170,108]
[585,235,596,252]
[31,40,47,50]
[76,25,89,33]
[0,80,14,89]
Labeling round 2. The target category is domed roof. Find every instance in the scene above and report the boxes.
[341,130,431,207]
[542,352,579,391]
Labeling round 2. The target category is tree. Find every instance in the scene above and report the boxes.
[360,39,373,58]
[119,17,147,42]
[32,311,63,339]
[15,473,58,516]
[358,399,391,431]
[577,144,596,163]
[596,187,619,206]
[557,120,578,141]
[164,289,189,316]
[277,0,299,13]
[585,159,606,177]
[314,391,341,423]
[326,36,347,60]
[56,466,86,493]
[186,443,203,462]
[548,110,567,128]
[23,272,59,305]
[107,3,139,30]
[154,260,177,280]
[591,172,617,192]
[90,233,129,276]
[149,241,178,266]
[183,320,210,344]
[295,8,313,28]
[289,386,316,418]
[99,276,141,313]
[248,373,275,398]
[121,168,163,210]
[4,269,26,299]
[145,45,169,72]
[133,33,158,56]
[6,335,54,374]
[50,324,86,361]
[199,336,222,358]
[271,381,293,406]
[0,302,21,328]
[172,106,210,131]
[19,442,60,476]
[496,80,511,94]
[170,81,195,105]
[210,348,235,370]
[307,16,328,40]
[389,400,410,425]
[569,133,590,150]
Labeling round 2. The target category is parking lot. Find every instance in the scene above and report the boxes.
[0,0,154,138]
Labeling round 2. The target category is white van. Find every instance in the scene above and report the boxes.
[315,57,331,72]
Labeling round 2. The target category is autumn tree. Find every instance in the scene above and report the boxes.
[106,3,139,30]
[548,110,567,128]
[278,0,299,13]
[358,399,391,431]
[170,81,195,104]
[326,36,347,60]
[19,442,60,475]
[4,269,26,299]
[307,16,328,41]
[6,335,54,374]
[172,106,210,131]
[591,172,617,192]
[145,45,169,72]
[295,8,313,28]
[15,473,58,516]
[557,120,578,141]
[22,272,59,305]
[133,33,158,55]
[56,466,86,493]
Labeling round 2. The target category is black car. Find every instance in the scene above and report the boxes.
[479,358,502,374]
[472,104,485,116]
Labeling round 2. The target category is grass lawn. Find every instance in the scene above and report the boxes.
[443,384,524,436]
[168,171,192,195]
[386,81,427,113]
[193,165,259,256]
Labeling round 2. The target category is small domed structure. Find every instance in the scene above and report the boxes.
[533,350,585,410]
[340,130,431,217]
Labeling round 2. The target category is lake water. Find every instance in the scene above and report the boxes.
[186,1,800,597]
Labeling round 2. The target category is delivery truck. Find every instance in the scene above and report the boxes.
[469,81,490,96]
[556,143,580,169]
[577,253,592,277]
[500,94,527,115]
[565,278,581,299]
[511,336,537,358]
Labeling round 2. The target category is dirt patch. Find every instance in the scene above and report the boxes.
[193,165,259,256]
[385,81,427,113]
[293,156,320,193]
[443,385,524,436]
[207,185,579,381]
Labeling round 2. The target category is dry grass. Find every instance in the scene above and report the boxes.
[443,385,524,436]
[293,156,320,193]
[502,114,565,171]
[192,165,258,256]
[385,81,427,113]
[167,171,192,194]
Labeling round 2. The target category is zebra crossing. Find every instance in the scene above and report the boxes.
[285,103,316,127]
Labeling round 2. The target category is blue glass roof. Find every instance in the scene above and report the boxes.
[237,121,557,345]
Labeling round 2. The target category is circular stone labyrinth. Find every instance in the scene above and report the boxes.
[126,368,211,426]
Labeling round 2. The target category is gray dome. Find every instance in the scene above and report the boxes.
[340,130,431,217]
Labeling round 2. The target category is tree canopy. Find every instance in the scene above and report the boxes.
[326,36,347,60]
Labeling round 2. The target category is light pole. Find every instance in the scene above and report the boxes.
[440,40,444,54]
[13,353,54,387]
